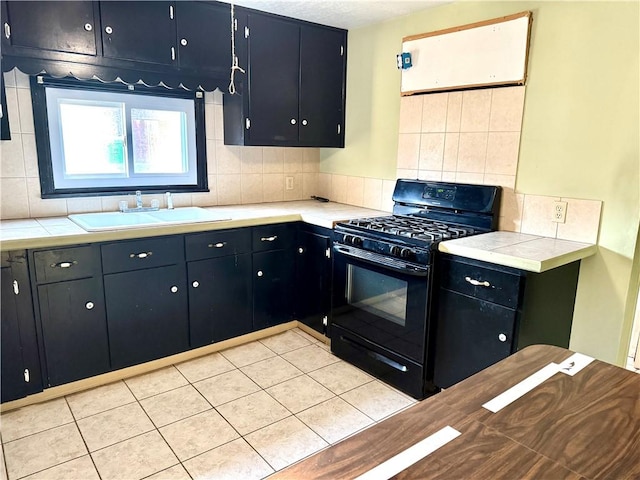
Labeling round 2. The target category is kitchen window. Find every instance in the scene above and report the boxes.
[31,76,207,198]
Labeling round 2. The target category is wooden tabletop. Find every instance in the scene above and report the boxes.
[270,345,640,480]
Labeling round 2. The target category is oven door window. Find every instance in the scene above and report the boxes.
[347,265,407,327]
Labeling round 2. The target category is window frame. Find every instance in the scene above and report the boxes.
[31,75,208,198]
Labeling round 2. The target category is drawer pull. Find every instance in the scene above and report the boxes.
[498,333,507,342]
[465,276,491,287]
[208,242,226,248]
[170,286,178,293]
[260,235,278,242]
[51,261,77,269]
[130,252,153,259]
[85,302,94,310]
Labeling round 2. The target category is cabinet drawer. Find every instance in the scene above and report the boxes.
[252,224,296,252]
[439,257,522,308]
[185,228,251,261]
[102,236,184,274]
[33,246,98,283]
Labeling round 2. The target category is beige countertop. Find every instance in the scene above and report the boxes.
[438,231,597,273]
[0,201,386,251]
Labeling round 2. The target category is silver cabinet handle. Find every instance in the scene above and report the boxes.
[170,286,178,293]
[51,261,77,269]
[105,25,113,34]
[260,236,278,242]
[465,276,491,287]
[257,271,263,277]
[498,333,507,342]
[180,38,187,46]
[85,302,94,310]
[171,47,176,61]
[130,252,152,259]
[192,281,199,288]
[4,22,11,39]
[290,118,296,125]
[208,242,226,248]
[84,23,93,31]
[301,119,308,126]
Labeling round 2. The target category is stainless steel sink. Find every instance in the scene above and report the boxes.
[68,207,231,232]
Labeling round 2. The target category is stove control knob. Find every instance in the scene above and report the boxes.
[390,245,401,256]
[400,248,413,259]
[343,234,353,244]
[352,236,363,247]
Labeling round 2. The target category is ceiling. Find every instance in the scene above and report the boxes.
[217,0,449,29]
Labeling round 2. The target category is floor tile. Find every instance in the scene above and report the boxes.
[1,398,74,442]
[219,342,276,368]
[66,381,136,420]
[308,361,374,395]
[194,370,261,407]
[340,380,414,421]
[145,464,192,480]
[245,416,328,471]
[183,438,274,480]
[266,375,335,413]
[290,328,324,345]
[159,409,239,461]
[91,431,178,480]
[240,356,303,389]
[1,442,6,480]
[175,352,236,383]
[3,423,86,479]
[125,366,188,400]
[77,402,155,452]
[216,390,291,435]
[21,455,99,480]
[297,396,374,444]
[281,344,341,373]
[140,385,211,428]
[259,330,312,354]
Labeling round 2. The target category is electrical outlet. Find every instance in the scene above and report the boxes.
[285,176,294,190]
[552,201,568,223]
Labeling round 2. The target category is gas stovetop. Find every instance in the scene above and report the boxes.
[344,215,477,242]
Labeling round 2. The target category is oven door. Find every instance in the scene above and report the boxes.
[331,244,431,365]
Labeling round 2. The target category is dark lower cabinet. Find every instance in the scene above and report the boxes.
[104,264,189,369]
[433,254,580,389]
[295,225,332,334]
[37,277,110,386]
[188,254,253,347]
[253,248,295,330]
[1,251,42,403]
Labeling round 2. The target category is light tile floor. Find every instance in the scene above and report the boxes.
[0,328,416,480]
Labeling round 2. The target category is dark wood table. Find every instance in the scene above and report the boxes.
[270,345,640,479]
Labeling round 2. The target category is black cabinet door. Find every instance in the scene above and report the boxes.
[104,264,188,369]
[175,1,229,72]
[246,13,299,145]
[38,277,110,386]
[299,25,346,147]
[2,0,98,55]
[100,1,176,65]
[253,249,295,330]
[1,253,42,403]
[188,254,253,348]
[433,288,517,389]
[1,73,10,140]
[295,229,331,334]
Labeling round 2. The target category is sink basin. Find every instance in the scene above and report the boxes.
[69,207,231,232]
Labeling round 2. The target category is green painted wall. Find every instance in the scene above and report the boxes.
[322,1,640,365]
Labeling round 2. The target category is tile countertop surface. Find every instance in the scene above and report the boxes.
[438,231,597,273]
[0,201,387,251]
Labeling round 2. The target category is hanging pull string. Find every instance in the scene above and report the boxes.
[228,1,245,95]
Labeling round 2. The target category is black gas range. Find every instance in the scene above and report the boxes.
[330,179,501,399]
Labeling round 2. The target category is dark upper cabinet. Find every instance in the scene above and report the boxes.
[224,12,347,147]
[1,1,99,55]
[99,1,176,65]
[175,1,232,73]
[1,251,43,403]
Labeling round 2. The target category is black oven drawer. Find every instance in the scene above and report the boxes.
[331,324,434,400]
[438,256,522,308]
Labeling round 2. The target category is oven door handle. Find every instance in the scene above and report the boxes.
[333,245,430,277]
[340,335,409,372]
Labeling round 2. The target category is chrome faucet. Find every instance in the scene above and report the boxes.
[135,190,143,208]
[120,190,159,213]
